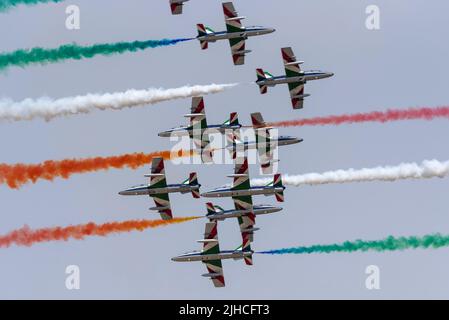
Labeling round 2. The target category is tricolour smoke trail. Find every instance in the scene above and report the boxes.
[251,159,449,187]
[0,149,195,189]
[0,38,191,71]
[0,83,236,122]
[268,106,449,128]
[0,216,200,248]
[258,233,449,255]
[0,0,63,12]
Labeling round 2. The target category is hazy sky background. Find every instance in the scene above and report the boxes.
[0,0,448,299]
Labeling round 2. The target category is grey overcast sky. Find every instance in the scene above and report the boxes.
[0,0,449,299]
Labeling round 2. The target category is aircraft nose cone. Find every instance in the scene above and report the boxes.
[327,72,335,78]
[269,28,276,33]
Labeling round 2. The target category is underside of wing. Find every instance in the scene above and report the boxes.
[233,197,256,242]
[288,82,306,110]
[203,260,225,288]
[150,193,173,220]
[229,38,246,65]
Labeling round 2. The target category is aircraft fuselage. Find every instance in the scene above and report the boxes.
[172,250,253,263]
[228,136,303,151]
[119,184,200,196]
[256,71,334,87]
[207,205,282,221]
[197,26,275,43]
[202,186,285,199]
[158,124,242,138]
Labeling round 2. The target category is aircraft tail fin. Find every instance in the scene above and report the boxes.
[226,131,243,160]
[189,172,201,198]
[205,202,217,216]
[256,68,267,81]
[197,24,207,37]
[229,112,240,127]
[197,24,209,50]
[273,174,285,202]
[251,112,266,129]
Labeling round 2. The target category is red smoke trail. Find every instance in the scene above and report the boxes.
[0,149,194,189]
[0,216,200,248]
[269,106,449,128]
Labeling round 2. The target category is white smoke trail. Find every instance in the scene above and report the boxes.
[251,160,449,186]
[0,83,237,122]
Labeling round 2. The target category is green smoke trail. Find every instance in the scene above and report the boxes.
[259,233,449,255]
[0,38,192,71]
[0,0,64,12]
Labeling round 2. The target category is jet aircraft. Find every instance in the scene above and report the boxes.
[172,221,253,288]
[196,2,275,65]
[158,96,241,163]
[256,47,334,109]
[119,157,201,220]
[226,112,302,173]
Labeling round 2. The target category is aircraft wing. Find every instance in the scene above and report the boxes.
[149,158,167,188]
[288,81,306,110]
[150,192,173,220]
[148,158,172,220]
[223,2,247,65]
[170,0,188,15]
[229,38,247,65]
[231,157,250,190]
[223,2,244,32]
[203,260,225,288]
[281,47,307,109]
[202,222,225,287]
[231,158,256,242]
[188,97,213,163]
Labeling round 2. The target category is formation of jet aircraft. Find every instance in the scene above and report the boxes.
[203,157,285,241]
[158,96,241,163]
[196,2,275,65]
[121,1,334,287]
[256,47,334,109]
[227,112,303,174]
[159,96,302,173]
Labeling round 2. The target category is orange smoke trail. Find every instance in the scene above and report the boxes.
[0,149,194,189]
[0,216,200,248]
